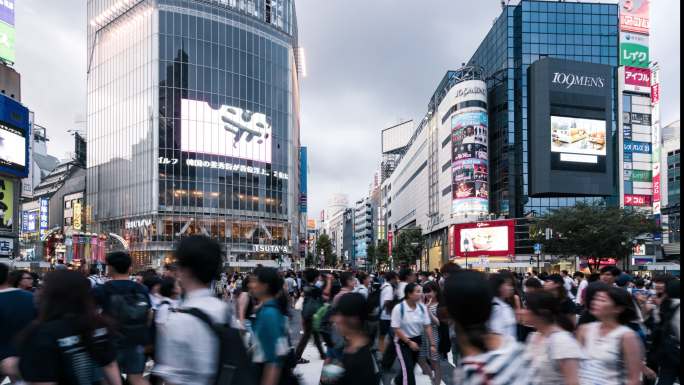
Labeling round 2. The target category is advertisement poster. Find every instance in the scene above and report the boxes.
[181,99,272,163]
[451,110,489,217]
[0,178,12,230]
[619,0,650,34]
[551,116,606,157]
[453,220,515,258]
[624,66,651,94]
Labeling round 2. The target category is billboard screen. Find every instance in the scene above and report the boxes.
[620,33,649,68]
[619,0,649,34]
[180,99,272,163]
[624,67,651,94]
[453,220,515,258]
[0,94,29,177]
[0,0,13,26]
[451,111,489,217]
[0,21,14,63]
[551,116,607,163]
[0,178,13,231]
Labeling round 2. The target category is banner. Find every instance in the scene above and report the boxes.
[624,66,651,94]
[619,0,650,34]
[651,64,661,215]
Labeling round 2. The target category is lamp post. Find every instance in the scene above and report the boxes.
[463,238,470,269]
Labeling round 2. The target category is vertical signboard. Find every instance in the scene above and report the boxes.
[73,201,82,231]
[299,146,307,213]
[39,197,49,233]
[624,67,651,94]
[650,64,661,216]
[619,0,649,34]
[0,178,12,231]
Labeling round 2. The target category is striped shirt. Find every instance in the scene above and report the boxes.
[454,336,532,385]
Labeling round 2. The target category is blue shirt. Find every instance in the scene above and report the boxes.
[0,288,37,359]
[252,299,287,365]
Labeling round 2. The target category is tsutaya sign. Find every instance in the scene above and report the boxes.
[252,244,292,254]
[552,72,606,89]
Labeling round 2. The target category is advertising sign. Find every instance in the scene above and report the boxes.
[180,99,272,163]
[624,67,651,93]
[619,0,650,34]
[21,210,37,233]
[0,21,14,63]
[0,0,13,26]
[551,116,606,164]
[624,140,651,154]
[453,220,515,258]
[631,169,652,182]
[624,194,651,206]
[0,178,12,231]
[39,197,49,232]
[299,147,307,214]
[0,94,29,177]
[451,110,489,217]
[620,40,649,68]
[651,64,661,215]
[0,237,12,256]
[73,202,82,230]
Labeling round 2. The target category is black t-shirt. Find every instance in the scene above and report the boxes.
[19,318,116,385]
[0,289,37,360]
[336,344,380,385]
[92,280,151,346]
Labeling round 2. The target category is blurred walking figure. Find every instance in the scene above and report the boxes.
[19,270,122,385]
[444,270,531,385]
[577,286,643,385]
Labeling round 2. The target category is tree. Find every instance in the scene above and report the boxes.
[366,243,376,271]
[376,240,389,271]
[316,234,333,267]
[532,203,659,271]
[393,228,424,268]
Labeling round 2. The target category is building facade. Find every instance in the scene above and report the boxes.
[353,196,373,268]
[86,0,303,268]
[661,120,680,245]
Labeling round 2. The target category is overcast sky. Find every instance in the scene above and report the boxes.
[14,0,681,219]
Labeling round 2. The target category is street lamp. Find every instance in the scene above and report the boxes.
[463,238,470,269]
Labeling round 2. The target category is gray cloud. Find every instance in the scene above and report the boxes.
[12,1,680,219]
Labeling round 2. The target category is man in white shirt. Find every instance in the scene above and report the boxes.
[561,270,576,300]
[378,271,398,355]
[154,236,230,385]
[574,271,588,306]
[396,268,416,300]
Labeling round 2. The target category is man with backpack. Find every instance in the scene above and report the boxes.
[153,236,249,385]
[93,252,151,385]
[378,271,398,355]
[295,268,327,364]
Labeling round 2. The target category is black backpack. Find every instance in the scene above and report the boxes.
[103,283,151,346]
[180,308,259,385]
[366,287,382,322]
[301,286,323,320]
[658,303,680,368]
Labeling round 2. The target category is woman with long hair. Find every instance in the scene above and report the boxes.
[418,281,442,385]
[544,274,577,332]
[444,270,531,384]
[487,273,518,339]
[577,286,643,385]
[237,274,258,331]
[18,270,122,385]
[390,282,436,385]
[523,291,583,385]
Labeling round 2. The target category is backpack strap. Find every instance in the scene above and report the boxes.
[177,308,220,334]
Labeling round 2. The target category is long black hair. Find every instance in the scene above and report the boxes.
[444,270,493,353]
[254,267,288,315]
[525,290,574,331]
[22,270,108,352]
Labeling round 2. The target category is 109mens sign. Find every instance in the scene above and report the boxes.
[552,72,606,89]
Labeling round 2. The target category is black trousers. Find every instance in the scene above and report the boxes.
[295,317,326,359]
[393,336,422,385]
[656,365,681,385]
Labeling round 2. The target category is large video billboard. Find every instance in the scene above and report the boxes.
[453,219,515,258]
[0,94,29,177]
[0,21,14,64]
[181,99,272,163]
[528,58,614,196]
[619,0,649,35]
[0,178,13,231]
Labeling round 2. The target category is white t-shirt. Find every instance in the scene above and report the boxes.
[563,276,575,300]
[396,281,408,300]
[380,283,395,321]
[575,279,589,305]
[525,330,584,385]
[487,297,517,339]
[390,300,431,338]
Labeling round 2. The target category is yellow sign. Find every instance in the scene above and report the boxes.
[0,178,13,231]
[307,219,316,229]
[73,202,82,230]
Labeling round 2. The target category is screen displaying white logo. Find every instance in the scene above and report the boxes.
[181,99,272,163]
[552,72,605,89]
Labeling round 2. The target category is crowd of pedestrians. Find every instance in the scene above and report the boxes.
[0,235,681,385]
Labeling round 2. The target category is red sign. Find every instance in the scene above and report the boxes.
[388,232,393,258]
[651,83,660,104]
[624,67,651,93]
[619,0,650,34]
[453,219,515,258]
[652,173,661,202]
[624,194,651,206]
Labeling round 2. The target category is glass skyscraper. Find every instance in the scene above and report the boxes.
[87,0,302,267]
[469,0,619,218]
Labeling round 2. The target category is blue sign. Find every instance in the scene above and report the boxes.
[0,93,30,177]
[39,198,49,232]
[534,243,542,255]
[299,147,307,214]
[624,140,651,154]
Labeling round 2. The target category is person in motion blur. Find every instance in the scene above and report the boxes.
[18,270,122,385]
[0,263,37,384]
[153,235,229,385]
[522,290,582,385]
[577,285,643,385]
[487,273,518,339]
[444,270,531,385]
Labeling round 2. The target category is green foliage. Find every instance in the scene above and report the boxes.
[393,228,424,267]
[316,234,334,267]
[532,203,659,270]
[376,240,389,270]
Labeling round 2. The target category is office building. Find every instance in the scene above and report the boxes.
[661,120,680,247]
[353,196,373,268]
[86,0,303,268]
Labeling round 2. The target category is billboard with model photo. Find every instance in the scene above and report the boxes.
[551,116,607,163]
[453,219,515,258]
